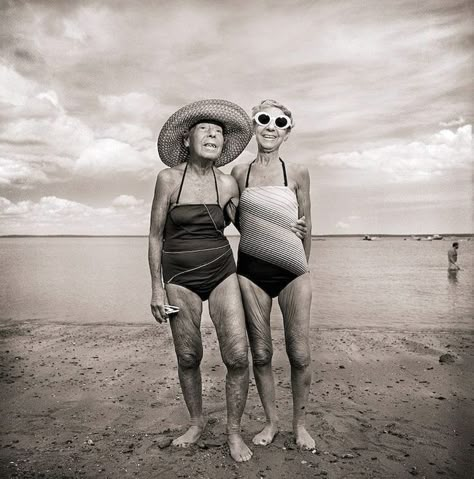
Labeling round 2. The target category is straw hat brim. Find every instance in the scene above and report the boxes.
[157,99,252,168]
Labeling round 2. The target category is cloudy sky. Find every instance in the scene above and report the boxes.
[0,0,472,235]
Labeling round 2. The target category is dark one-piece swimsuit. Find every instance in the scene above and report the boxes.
[237,158,309,298]
[161,163,236,301]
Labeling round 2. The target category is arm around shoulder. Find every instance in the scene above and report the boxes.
[221,171,241,227]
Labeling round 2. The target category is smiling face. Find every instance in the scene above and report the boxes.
[254,106,291,153]
[184,121,225,162]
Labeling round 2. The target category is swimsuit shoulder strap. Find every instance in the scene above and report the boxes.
[279,158,288,187]
[212,167,220,205]
[175,162,189,204]
[245,159,256,188]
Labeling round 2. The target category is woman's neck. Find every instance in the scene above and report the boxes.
[255,150,279,166]
[187,156,215,174]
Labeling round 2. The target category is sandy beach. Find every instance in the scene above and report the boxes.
[0,320,472,479]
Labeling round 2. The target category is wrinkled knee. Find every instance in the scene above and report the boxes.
[287,347,310,370]
[176,350,202,370]
[223,348,249,370]
[252,346,273,368]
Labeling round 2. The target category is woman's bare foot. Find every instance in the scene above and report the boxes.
[228,433,253,462]
[172,419,207,447]
[294,424,315,450]
[252,423,279,446]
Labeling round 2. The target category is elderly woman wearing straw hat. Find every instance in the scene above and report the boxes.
[149,99,254,462]
[231,99,315,450]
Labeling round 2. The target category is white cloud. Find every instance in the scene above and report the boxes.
[112,195,145,208]
[0,64,38,106]
[1,115,94,157]
[74,139,152,177]
[0,197,30,215]
[98,123,154,148]
[0,195,150,235]
[0,66,63,117]
[318,125,472,183]
[63,19,87,43]
[0,66,95,182]
[99,92,158,120]
[0,73,158,188]
[0,66,158,186]
[439,117,465,128]
[0,195,108,218]
[36,90,61,109]
[1,95,62,121]
[0,157,50,187]
[41,196,109,216]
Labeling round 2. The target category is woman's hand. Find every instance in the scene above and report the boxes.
[291,216,308,240]
[150,288,168,324]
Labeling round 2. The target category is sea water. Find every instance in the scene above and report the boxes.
[0,237,472,330]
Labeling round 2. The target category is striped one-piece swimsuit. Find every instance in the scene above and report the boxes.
[237,159,309,298]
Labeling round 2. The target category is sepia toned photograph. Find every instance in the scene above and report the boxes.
[0,1,472,478]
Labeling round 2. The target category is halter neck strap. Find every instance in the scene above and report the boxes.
[176,162,220,204]
[245,158,288,188]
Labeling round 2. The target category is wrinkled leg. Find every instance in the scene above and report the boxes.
[209,273,252,462]
[238,275,278,446]
[166,284,206,447]
[278,272,315,450]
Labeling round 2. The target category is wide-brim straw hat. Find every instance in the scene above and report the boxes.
[157,99,252,167]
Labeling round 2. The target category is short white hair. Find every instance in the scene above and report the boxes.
[251,99,295,129]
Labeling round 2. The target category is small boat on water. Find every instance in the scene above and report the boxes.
[363,235,378,241]
[411,235,439,241]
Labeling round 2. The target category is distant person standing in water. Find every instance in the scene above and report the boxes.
[448,242,460,271]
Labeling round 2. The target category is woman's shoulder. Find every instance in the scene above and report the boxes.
[216,168,239,190]
[155,164,185,188]
[158,163,185,177]
[230,162,250,180]
[285,161,309,179]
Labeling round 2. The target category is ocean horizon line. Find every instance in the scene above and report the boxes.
[1,233,472,238]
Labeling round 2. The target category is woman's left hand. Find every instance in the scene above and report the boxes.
[291,216,307,239]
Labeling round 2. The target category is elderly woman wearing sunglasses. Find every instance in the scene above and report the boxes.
[231,99,314,450]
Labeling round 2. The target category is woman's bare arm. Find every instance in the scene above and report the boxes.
[148,169,173,323]
[295,166,312,261]
[226,165,246,230]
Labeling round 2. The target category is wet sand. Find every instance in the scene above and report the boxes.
[1,321,473,478]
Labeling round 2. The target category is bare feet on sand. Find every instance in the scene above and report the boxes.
[228,434,253,462]
[172,419,207,447]
[252,423,279,446]
[294,424,315,450]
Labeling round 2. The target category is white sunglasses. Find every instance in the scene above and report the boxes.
[253,112,292,130]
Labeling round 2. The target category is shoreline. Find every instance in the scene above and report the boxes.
[2,317,473,334]
[2,319,474,334]
[1,322,472,478]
